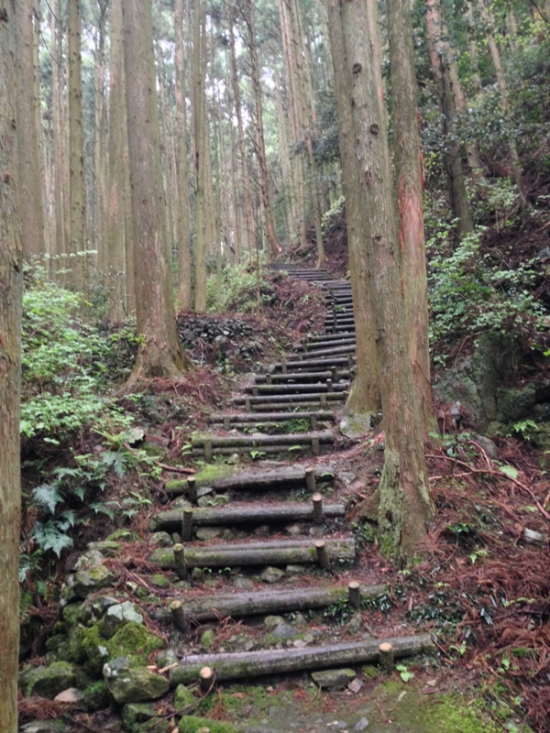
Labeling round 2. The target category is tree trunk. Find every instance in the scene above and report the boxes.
[106,0,127,322]
[425,0,474,238]
[326,0,381,417]
[175,0,192,309]
[339,0,434,559]
[50,0,67,278]
[68,0,87,287]
[122,0,191,380]
[244,0,282,258]
[476,0,527,206]
[0,5,23,728]
[228,6,255,256]
[16,0,44,260]
[387,0,432,428]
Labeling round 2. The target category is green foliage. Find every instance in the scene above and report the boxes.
[321,195,345,237]
[21,272,137,444]
[206,255,274,313]
[428,225,548,356]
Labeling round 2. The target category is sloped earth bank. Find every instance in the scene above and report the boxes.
[19,267,548,733]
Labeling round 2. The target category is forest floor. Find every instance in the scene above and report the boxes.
[19,256,550,733]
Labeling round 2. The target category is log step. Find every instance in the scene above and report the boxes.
[169,634,435,685]
[233,392,346,408]
[245,382,348,395]
[152,496,346,533]
[270,356,354,373]
[255,370,350,384]
[209,410,336,430]
[165,465,334,496]
[296,338,356,352]
[150,536,356,570]
[168,581,386,624]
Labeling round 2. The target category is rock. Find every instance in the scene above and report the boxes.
[227,453,241,465]
[269,623,296,640]
[21,723,68,733]
[83,680,110,711]
[232,576,255,589]
[198,493,230,507]
[106,529,134,542]
[87,541,120,557]
[150,573,170,588]
[471,434,498,459]
[195,527,223,541]
[263,615,285,629]
[149,532,173,548]
[80,595,120,625]
[103,657,169,704]
[353,717,369,731]
[259,567,285,584]
[121,702,157,733]
[285,564,307,577]
[20,661,76,699]
[284,523,303,536]
[54,687,84,703]
[293,639,308,648]
[73,564,115,599]
[348,678,364,694]
[311,668,356,690]
[345,615,363,636]
[339,471,356,484]
[340,414,372,439]
[100,601,144,638]
[156,649,178,668]
[254,524,271,537]
[174,684,196,712]
[74,549,105,571]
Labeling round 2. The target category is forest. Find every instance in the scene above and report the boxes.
[1,0,550,732]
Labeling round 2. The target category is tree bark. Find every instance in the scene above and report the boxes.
[170,634,434,685]
[425,0,474,238]
[15,0,44,260]
[0,4,23,728]
[106,0,127,322]
[68,0,87,287]
[122,0,191,380]
[337,0,434,558]
[387,0,432,428]
[243,0,282,257]
[326,0,380,418]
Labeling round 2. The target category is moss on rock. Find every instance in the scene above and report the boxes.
[178,716,240,733]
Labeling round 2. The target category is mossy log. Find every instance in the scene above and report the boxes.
[150,537,355,569]
[191,431,334,449]
[169,634,434,685]
[164,465,334,496]
[208,410,336,430]
[169,582,386,624]
[249,400,343,412]
[151,499,345,531]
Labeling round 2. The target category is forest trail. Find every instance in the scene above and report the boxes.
[21,268,506,733]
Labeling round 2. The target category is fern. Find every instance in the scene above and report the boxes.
[32,482,65,514]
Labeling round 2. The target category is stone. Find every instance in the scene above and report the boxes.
[348,678,364,694]
[198,493,230,507]
[340,414,372,440]
[353,717,369,731]
[174,684,196,712]
[121,702,157,733]
[73,564,115,599]
[253,524,271,537]
[195,527,223,541]
[259,566,285,584]
[20,661,76,699]
[74,549,105,571]
[284,523,303,536]
[103,657,169,704]
[87,540,120,557]
[21,723,68,733]
[232,576,255,589]
[269,623,296,640]
[54,687,84,703]
[227,453,241,465]
[285,564,307,576]
[471,434,498,460]
[101,601,144,638]
[106,529,134,542]
[149,532,173,548]
[156,649,178,668]
[311,668,356,690]
[150,574,170,588]
[83,680,110,711]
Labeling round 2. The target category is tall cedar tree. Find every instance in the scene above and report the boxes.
[0,2,23,729]
[122,0,191,379]
[328,0,434,558]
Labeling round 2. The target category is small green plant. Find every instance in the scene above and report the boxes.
[506,419,539,441]
[396,664,414,683]
[250,449,266,460]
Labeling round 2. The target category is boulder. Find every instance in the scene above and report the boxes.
[100,601,144,638]
[103,657,169,704]
[311,668,356,690]
[20,661,76,699]
[73,564,115,599]
[259,567,285,584]
[121,701,157,733]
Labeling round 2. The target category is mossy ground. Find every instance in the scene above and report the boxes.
[185,676,531,733]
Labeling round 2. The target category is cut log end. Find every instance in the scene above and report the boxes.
[315,540,331,571]
[199,665,215,694]
[378,642,394,670]
[348,581,361,609]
